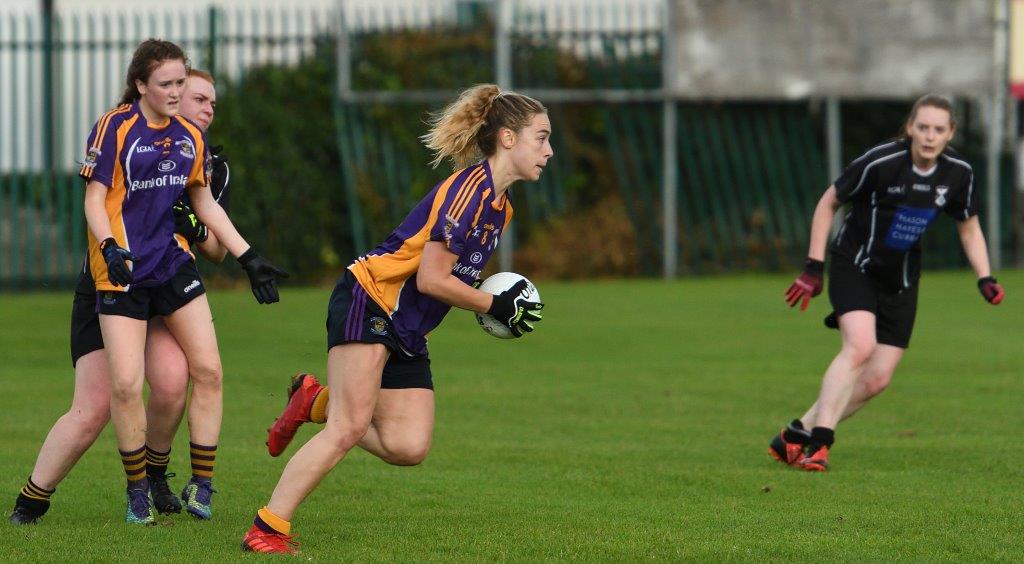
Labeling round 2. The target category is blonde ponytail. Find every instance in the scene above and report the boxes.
[422,84,546,170]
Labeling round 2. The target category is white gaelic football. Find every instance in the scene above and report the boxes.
[475,272,541,339]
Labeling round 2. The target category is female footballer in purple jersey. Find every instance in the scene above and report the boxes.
[9,69,232,525]
[81,39,286,524]
[241,84,550,554]
[772,94,1004,472]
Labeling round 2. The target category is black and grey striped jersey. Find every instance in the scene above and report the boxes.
[830,139,976,290]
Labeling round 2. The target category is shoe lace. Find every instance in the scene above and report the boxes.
[128,489,151,516]
[192,480,216,505]
[150,473,175,497]
[269,531,300,551]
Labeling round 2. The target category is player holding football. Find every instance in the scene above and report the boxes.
[241,84,548,554]
[9,68,238,525]
[772,94,1004,472]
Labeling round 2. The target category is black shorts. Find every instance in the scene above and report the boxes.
[96,260,206,321]
[326,269,433,390]
[70,272,103,367]
[827,253,918,348]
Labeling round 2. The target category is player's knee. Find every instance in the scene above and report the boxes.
[324,421,370,454]
[842,338,877,366]
[147,362,188,396]
[147,371,189,402]
[67,405,109,437]
[862,372,893,398]
[382,443,430,466]
[110,378,143,403]
[189,360,223,389]
[147,386,187,413]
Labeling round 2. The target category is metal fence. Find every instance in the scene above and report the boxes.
[0,0,1015,289]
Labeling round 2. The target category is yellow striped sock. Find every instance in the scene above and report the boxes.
[119,445,147,484]
[190,442,217,480]
[146,445,171,476]
[309,387,329,424]
[20,478,54,501]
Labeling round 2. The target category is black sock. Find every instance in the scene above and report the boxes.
[809,426,835,448]
[15,478,54,517]
[782,419,811,444]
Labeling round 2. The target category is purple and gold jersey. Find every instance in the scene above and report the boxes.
[349,160,512,355]
[79,101,209,291]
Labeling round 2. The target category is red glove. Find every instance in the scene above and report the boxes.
[977,276,1004,305]
[785,258,824,311]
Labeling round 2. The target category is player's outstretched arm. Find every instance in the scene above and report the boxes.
[187,184,250,257]
[956,215,1004,304]
[187,184,289,304]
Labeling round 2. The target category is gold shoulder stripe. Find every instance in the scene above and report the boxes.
[449,166,485,221]
[81,108,136,178]
[451,167,486,220]
[446,166,484,219]
[469,188,492,228]
[90,104,133,151]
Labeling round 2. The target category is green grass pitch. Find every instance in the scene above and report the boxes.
[1,271,1022,560]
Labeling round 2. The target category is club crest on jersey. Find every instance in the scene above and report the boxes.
[368,317,388,336]
[935,186,949,207]
[177,138,195,158]
[153,136,174,155]
[84,147,101,167]
[443,214,459,245]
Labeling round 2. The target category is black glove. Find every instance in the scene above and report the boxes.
[977,276,1004,305]
[172,201,208,244]
[486,279,544,338]
[238,248,289,304]
[210,144,228,169]
[100,237,138,287]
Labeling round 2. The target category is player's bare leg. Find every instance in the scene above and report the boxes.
[269,343,387,518]
[777,342,903,471]
[100,313,155,524]
[794,311,877,471]
[358,388,435,466]
[163,294,222,519]
[835,344,904,421]
[143,318,190,514]
[244,343,387,554]
[9,351,110,524]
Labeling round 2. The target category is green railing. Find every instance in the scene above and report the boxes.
[1,2,1016,290]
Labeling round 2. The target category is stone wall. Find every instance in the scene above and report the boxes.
[670,0,994,99]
